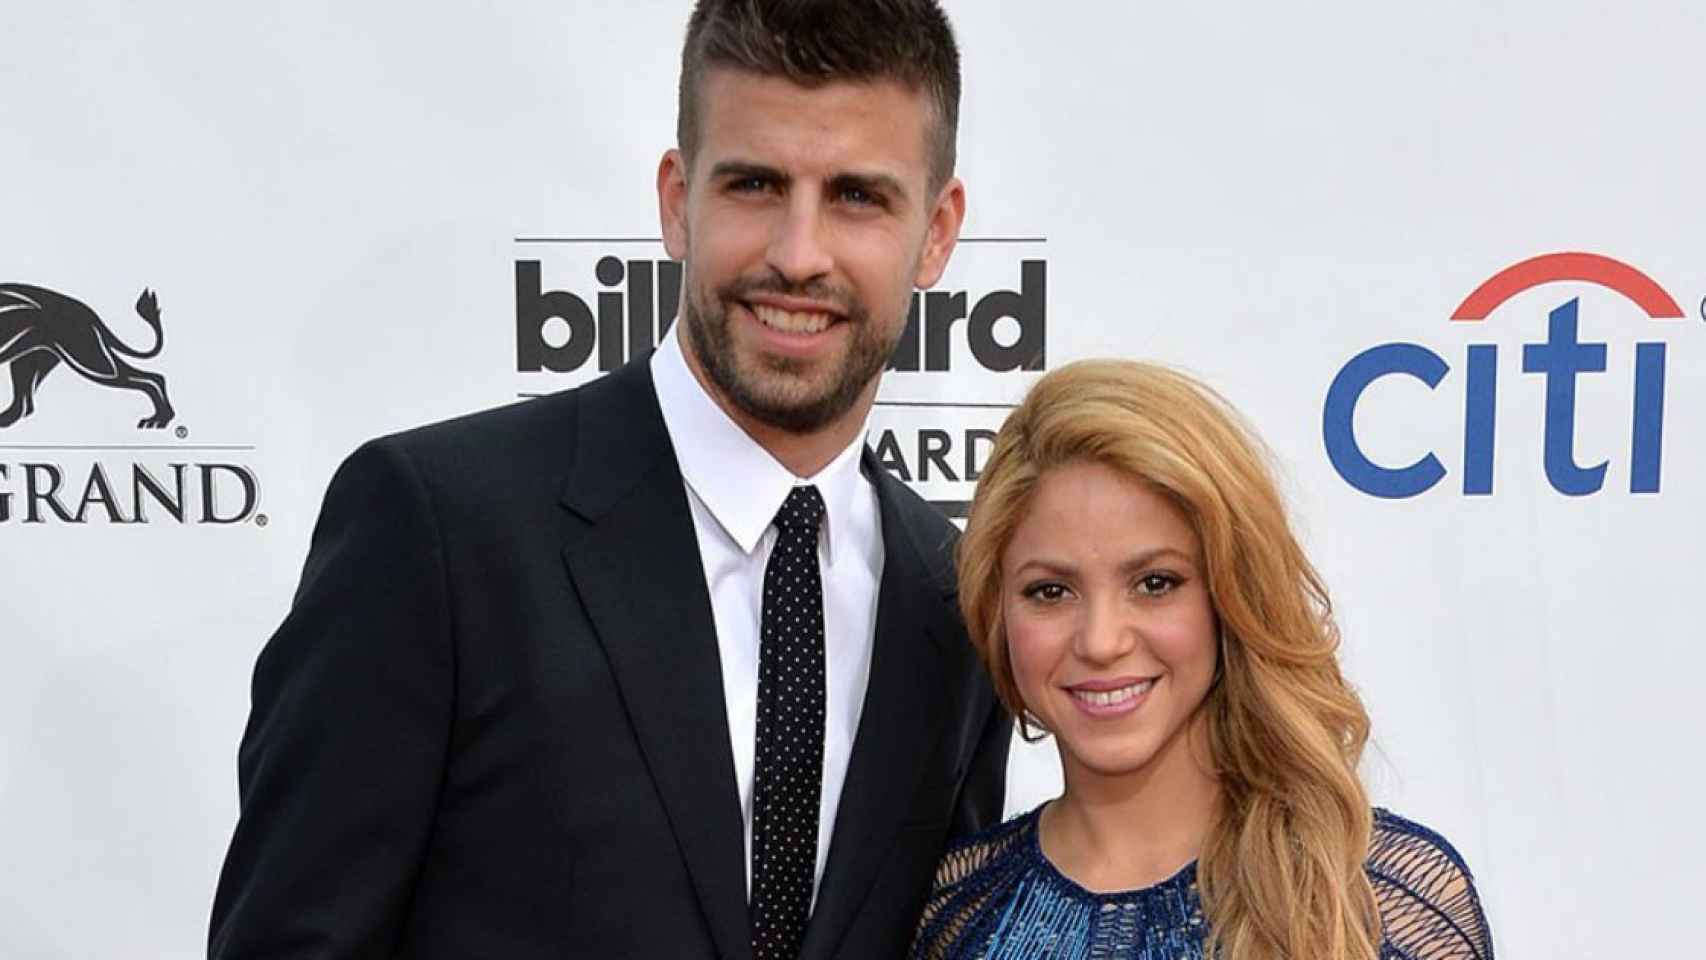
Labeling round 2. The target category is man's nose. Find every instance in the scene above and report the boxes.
[765,196,834,286]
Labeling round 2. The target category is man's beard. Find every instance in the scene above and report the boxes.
[682,272,903,433]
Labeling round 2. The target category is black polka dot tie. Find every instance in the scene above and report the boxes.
[749,484,827,960]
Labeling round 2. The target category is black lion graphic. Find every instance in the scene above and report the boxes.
[0,283,174,429]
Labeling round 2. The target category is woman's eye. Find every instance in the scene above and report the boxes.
[1023,582,1070,602]
[1136,573,1180,597]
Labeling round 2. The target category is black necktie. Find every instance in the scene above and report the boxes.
[749,485,827,960]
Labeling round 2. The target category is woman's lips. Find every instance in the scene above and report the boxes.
[1065,677,1157,718]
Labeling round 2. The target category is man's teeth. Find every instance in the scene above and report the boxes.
[1072,679,1155,707]
[752,303,833,334]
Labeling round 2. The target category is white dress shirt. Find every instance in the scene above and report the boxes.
[650,323,883,903]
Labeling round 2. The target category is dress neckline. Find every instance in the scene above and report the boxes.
[1023,802,1202,906]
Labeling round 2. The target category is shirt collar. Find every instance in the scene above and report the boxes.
[651,323,871,567]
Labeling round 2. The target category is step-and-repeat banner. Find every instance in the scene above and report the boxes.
[3,2,1701,956]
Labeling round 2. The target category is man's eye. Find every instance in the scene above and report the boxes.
[730,177,773,193]
[1136,573,1180,597]
[839,185,880,206]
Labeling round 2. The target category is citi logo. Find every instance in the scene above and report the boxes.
[515,257,1046,373]
[1324,253,1686,498]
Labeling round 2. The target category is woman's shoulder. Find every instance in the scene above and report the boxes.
[927,805,1041,896]
[909,807,1043,959]
[1366,808,1495,960]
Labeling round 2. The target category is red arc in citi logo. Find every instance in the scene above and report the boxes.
[1324,252,1684,498]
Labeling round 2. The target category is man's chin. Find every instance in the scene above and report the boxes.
[728,380,848,433]
[690,320,884,434]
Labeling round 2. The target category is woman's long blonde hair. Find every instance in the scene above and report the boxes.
[958,359,1380,960]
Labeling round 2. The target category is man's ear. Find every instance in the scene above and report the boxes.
[913,176,966,289]
[658,149,690,260]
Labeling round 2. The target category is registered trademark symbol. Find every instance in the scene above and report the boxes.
[175,426,189,439]
[255,514,269,527]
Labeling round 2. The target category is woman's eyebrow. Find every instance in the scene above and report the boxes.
[1118,547,1196,575]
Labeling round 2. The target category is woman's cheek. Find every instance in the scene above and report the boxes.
[1005,607,1064,718]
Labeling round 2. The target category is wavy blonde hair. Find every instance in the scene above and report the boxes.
[959,359,1380,960]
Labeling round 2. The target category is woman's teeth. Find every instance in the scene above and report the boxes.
[752,302,833,334]
[1071,679,1155,707]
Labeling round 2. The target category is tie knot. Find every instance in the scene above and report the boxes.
[774,484,826,535]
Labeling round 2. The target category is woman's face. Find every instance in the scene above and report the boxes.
[1001,460,1219,782]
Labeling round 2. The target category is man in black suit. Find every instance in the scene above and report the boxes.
[208,2,1010,957]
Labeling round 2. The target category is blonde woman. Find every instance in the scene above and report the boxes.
[911,361,1492,960]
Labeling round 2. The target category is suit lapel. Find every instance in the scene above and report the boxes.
[559,361,753,960]
[799,459,954,960]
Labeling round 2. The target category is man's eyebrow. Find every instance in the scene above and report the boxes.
[708,160,788,183]
[829,171,911,205]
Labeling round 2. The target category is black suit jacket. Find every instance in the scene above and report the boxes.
[209,357,1010,959]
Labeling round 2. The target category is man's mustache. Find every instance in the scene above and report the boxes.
[716,273,863,319]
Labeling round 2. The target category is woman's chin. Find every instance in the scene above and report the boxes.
[1056,737,1163,781]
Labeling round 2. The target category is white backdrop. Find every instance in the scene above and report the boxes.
[4,2,1703,956]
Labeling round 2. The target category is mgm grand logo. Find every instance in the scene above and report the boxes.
[1,282,263,526]
[0,283,173,429]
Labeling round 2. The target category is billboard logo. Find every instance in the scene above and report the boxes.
[516,257,1046,373]
[516,258,684,374]
[1324,253,1685,498]
[0,284,175,429]
[511,235,1051,518]
[886,260,1044,372]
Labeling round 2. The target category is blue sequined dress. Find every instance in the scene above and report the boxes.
[910,806,1492,960]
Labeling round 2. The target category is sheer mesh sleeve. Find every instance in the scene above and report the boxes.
[1368,810,1494,960]
[908,818,1031,960]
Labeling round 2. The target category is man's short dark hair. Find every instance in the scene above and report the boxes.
[678,0,962,193]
